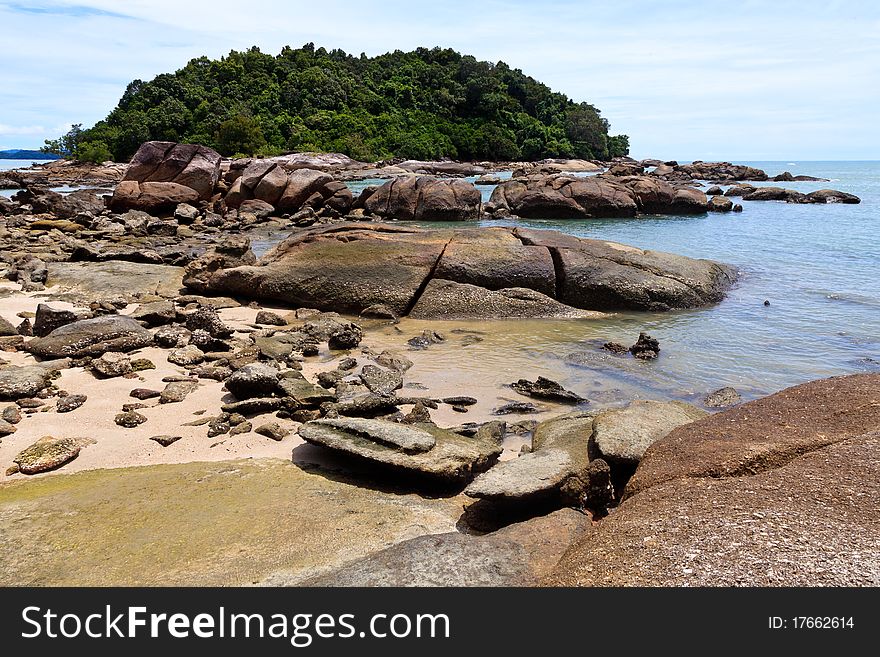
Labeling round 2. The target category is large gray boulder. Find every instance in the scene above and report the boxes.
[298,418,502,484]
[24,315,153,358]
[185,223,735,316]
[110,142,221,212]
[590,400,707,467]
[365,176,481,221]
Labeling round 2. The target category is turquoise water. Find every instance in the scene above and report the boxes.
[349,162,880,401]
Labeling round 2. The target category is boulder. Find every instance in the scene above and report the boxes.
[510,377,585,403]
[225,363,280,400]
[129,300,176,327]
[546,376,880,586]
[25,315,153,358]
[409,280,593,319]
[298,417,503,483]
[304,509,590,586]
[707,195,734,212]
[806,189,860,204]
[704,386,741,408]
[12,436,82,474]
[365,176,481,221]
[91,352,133,378]
[56,394,87,413]
[359,365,404,396]
[33,304,80,337]
[116,141,221,206]
[188,223,735,315]
[0,366,50,400]
[590,400,707,467]
[109,181,200,213]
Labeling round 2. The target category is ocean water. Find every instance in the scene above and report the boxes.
[0,159,50,171]
[348,161,880,403]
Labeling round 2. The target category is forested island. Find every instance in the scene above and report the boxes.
[44,44,629,163]
[0,149,60,160]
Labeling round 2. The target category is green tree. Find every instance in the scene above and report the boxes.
[215,114,267,156]
[41,123,83,158]
[75,140,113,163]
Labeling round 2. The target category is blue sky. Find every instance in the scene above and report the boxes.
[0,0,877,160]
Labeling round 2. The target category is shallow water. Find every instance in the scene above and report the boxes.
[355,161,880,403]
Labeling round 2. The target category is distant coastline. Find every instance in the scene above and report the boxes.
[0,149,60,160]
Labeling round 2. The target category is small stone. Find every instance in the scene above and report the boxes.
[337,357,358,371]
[0,419,16,436]
[150,435,182,447]
[168,345,205,366]
[228,413,247,426]
[704,386,742,408]
[56,394,87,413]
[452,405,469,413]
[229,421,252,435]
[254,310,286,326]
[492,401,546,415]
[328,323,363,350]
[115,411,147,428]
[159,381,198,404]
[16,398,44,409]
[122,403,147,412]
[402,402,432,424]
[442,396,478,406]
[91,352,132,378]
[225,363,280,400]
[130,358,156,372]
[207,416,230,437]
[255,422,289,441]
[301,344,320,357]
[154,325,191,348]
[360,365,403,395]
[407,330,445,350]
[2,405,22,424]
[130,388,161,400]
[185,306,233,338]
[629,332,660,360]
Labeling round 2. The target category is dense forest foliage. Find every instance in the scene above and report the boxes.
[46,44,629,163]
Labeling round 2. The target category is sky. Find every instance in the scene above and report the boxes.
[0,0,877,160]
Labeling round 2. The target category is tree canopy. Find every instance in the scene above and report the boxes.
[63,44,629,162]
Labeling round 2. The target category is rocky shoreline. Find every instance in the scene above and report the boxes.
[0,144,874,587]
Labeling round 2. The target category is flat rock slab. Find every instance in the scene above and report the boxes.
[12,436,83,474]
[625,373,880,498]
[0,459,464,585]
[466,412,594,503]
[306,418,436,453]
[47,261,185,302]
[546,431,880,586]
[591,400,707,466]
[303,509,590,587]
[190,222,735,316]
[24,315,153,358]
[298,418,501,483]
[0,366,50,400]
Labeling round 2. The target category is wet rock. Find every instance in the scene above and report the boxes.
[56,394,87,413]
[510,377,585,403]
[0,366,50,400]
[337,357,358,371]
[591,401,707,467]
[704,386,742,408]
[443,396,478,406]
[115,410,148,428]
[407,330,445,350]
[316,370,344,389]
[150,435,182,447]
[255,422,289,441]
[167,345,205,366]
[359,304,397,320]
[12,436,82,474]
[327,323,363,350]
[277,376,337,406]
[602,342,628,355]
[91,352,132,378]
[805,189,860,204]
[225,363,280,400]
[374,350,413,373]
[493,401,547,415]
[159,380,198,404]
[33,304,80,337]
[299,417,501,483]
[254,310,286,326]
[359,365,403,395]
[25,315,153,358]
[629,332,660,360]
[707,195,734,212]
[402,401,432,424]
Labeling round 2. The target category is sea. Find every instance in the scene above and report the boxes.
[3,158,878,404]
